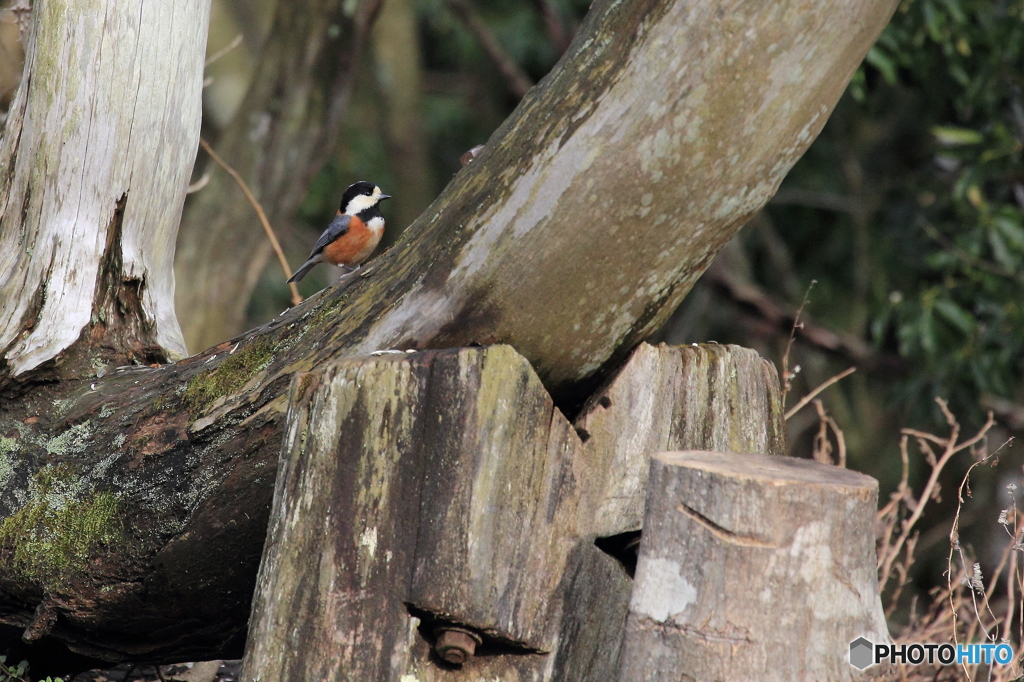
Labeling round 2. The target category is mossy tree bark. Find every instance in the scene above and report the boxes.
[0,0,896,665]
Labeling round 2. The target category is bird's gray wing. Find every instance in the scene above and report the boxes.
[308,214,352,257]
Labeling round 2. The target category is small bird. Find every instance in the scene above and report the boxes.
[287,181,391,283]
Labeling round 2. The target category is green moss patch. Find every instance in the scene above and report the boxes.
[183,336,278,412]
[310,287,356,327]
[0,466,123,588]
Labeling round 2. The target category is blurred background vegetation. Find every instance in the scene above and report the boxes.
[2,0,1023,643]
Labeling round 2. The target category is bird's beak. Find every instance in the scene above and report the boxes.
[379,194,392,201]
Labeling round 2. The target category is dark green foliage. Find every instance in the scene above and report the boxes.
[0,656,29,682]
[770,0,1024,424]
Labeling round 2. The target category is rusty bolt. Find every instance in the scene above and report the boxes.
[435,627,482,665]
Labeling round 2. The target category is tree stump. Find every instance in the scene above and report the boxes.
[575,341,786,537]
[241,342,787,680]
[618,450,888,682]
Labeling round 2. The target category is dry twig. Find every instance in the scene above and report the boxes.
[877,400,1023,682]
[780,280,815,405]
[811,399,847,467]
[205,33,243,67]
[528,0,571,54]
[444,0,534,99]
[785,366,856,421]
[947,431,1014,681]
[878,400,995,592]
[198,138,302,306]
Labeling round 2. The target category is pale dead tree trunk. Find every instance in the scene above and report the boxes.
[173,0,381,353]
[0,0,897,664]
[0,0,209,379]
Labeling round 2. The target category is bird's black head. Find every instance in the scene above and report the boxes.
[340,181,391,216]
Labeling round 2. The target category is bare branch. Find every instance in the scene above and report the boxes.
[779,280,814,404]
[528,0,571,54]
[205,33,244,67]
[445,0,534,99]
[199,138,302,306]
[784,366,856,421]
[879,409,994,592]
[704,259,905,372]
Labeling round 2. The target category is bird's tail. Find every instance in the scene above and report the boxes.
[287,256,321,283]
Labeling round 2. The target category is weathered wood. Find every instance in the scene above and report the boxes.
[618,451,888,682]
[0,342,781,664]
[241,343,787,680]
[0,0,209,375]
[576,342,785,537]
[241,346,576,680]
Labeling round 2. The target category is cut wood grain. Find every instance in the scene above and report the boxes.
[618,450,889,682]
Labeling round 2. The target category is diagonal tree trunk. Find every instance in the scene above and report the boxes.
[0,0,898,663]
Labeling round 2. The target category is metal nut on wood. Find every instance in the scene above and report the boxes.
[435,627,482,665]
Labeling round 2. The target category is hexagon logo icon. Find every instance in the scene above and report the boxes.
[850,637,874,670]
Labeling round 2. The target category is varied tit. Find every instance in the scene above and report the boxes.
[287,181,391,284]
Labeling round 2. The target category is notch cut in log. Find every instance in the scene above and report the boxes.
[618,450,889,682]
[242,342,786,681]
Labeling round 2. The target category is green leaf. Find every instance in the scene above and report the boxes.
[848,67,867,102]
[917,303,938,357]
[938,0,967,24]
[922,1,946,43]
[948,63,971,86]
[866,45,898,84]
[934,298,976,335]
[994,215,1024,250]
[931,125,983,145]
[988,228,1016,270]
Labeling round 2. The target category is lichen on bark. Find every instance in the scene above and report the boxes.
[0,464,123,590]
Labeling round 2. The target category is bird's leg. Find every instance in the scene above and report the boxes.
[339,264,361,277]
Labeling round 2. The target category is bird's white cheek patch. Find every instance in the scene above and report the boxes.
[346,194,378,214]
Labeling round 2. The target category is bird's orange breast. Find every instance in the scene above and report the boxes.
[322,215,383,267]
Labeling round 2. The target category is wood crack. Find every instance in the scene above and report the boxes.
[675,503,777,548]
